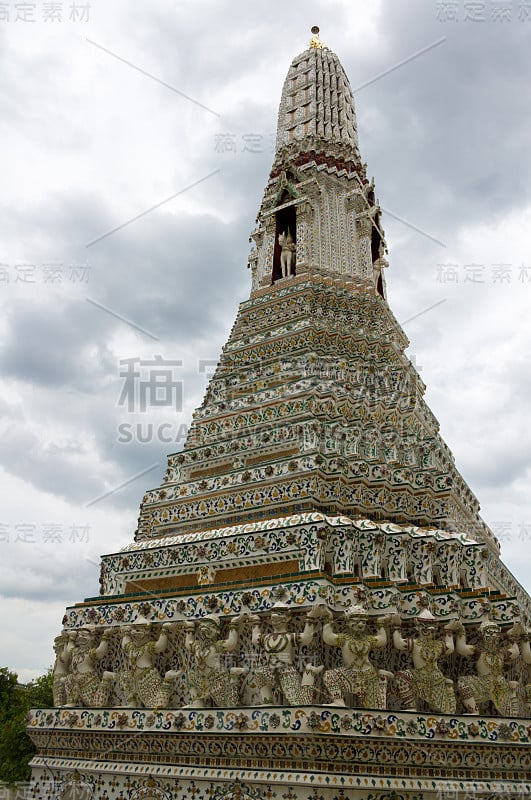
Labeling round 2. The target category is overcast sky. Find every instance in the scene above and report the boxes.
[1,0,530,681]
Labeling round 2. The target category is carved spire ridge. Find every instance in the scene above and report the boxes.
[247,37,386,293]
[274,38,361,169]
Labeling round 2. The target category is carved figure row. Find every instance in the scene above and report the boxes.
[52,604,531,716]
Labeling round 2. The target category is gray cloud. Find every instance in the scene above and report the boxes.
[352,4,531,233]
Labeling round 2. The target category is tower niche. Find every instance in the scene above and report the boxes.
[272,202,297,282]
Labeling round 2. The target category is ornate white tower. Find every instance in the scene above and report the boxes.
[249,30,387,294]
[27,29,531,800]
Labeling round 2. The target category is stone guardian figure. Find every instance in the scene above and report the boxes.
[322,604,392,709]
[251,601,322,705]
[393,609,457,714]
[64,626,115,708]
[120,618,179,708]
[456,617,520,716]
[52,630,75,707]
[184,614,247,708]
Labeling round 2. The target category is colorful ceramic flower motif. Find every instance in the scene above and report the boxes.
[27,708,531,744]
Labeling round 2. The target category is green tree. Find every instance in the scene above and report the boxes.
[0,666,53,783]
[27,671,53,709]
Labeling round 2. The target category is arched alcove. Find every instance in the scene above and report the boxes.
[272,204,297,283]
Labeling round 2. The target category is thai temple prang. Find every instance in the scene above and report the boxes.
[28,27,531,800]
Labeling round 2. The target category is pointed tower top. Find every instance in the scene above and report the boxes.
[249,36,382,292]
[274,37,361,168]
[309,25,325,49]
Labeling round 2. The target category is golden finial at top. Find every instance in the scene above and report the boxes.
[309,25,325,49]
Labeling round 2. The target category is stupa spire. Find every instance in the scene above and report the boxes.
[248,35,383,293]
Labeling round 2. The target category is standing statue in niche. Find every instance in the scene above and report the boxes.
[251,602,323,705]
[456,617,520,716]
[278,229,296,278]
[52,630,75,707]
[393,609,457,714]
[120,618,179,708]
[372,240,388,293]
[184,614,247,708]
[321,604,392,709]
[64,626,114,708]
